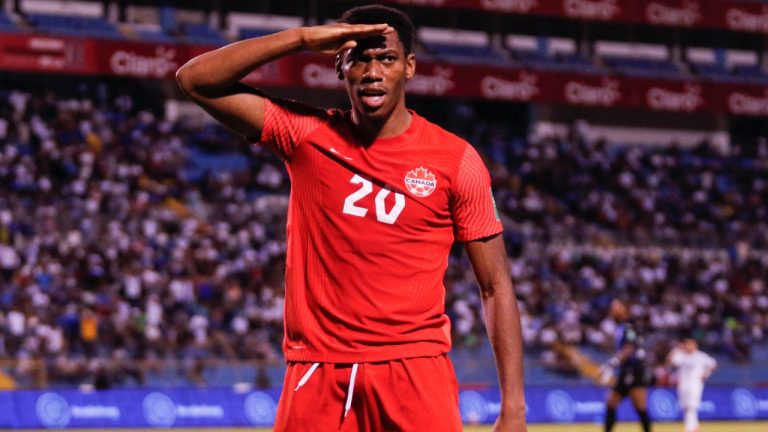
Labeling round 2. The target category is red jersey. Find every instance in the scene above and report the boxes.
[259,98,502,363]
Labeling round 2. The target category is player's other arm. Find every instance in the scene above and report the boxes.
[666,345,682,367]
[466,235,527,432]
[175,23,392,139]
[703,354,718,380]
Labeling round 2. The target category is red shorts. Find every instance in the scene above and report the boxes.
[273,355,462,432]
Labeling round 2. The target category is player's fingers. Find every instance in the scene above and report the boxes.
[342,23,392,37]
[335,40,357,55]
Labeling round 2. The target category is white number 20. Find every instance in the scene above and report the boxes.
[342,174,405,225]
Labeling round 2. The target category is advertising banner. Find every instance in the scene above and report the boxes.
[2,32,767,117]
[377,0,768,34]
[1,385,767,428]
[458,385,768,424]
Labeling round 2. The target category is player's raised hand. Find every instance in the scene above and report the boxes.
[300,23,393,55]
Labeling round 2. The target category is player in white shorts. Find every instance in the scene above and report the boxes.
[667,338,717,432]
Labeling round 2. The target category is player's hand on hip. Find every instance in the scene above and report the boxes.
[299,23,393,55]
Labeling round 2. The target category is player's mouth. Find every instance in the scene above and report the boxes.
[358,87,387,110]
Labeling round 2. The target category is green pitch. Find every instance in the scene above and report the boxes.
[18,421,768,431]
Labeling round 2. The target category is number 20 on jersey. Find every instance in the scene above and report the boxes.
[342,174,405,225]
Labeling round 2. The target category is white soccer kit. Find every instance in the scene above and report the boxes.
[669,349,716,409]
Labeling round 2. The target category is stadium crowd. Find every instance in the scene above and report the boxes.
[0,86,766,387]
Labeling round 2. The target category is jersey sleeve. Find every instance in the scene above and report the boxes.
[704,353,717,369]
[452,144,503,242]
[258,98,327,160]
[669,350,682,367]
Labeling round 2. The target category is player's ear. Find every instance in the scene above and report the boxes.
[405,52,416,80]
[335,54,345,80]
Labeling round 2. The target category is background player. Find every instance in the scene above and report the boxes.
[668,338,717,432]
[176,4,526,432]
[601,299,652,432]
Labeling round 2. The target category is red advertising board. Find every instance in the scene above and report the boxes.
[255,53,768,117]
[2,32,767,117]
[377,0,768,34]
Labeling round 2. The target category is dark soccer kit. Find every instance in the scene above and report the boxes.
[614,322,651,396]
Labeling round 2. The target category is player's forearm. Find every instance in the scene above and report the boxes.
[176,28,304,97]
[481,280,527,417]
[614,345,635,363]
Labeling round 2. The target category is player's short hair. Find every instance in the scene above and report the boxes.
[339,5,415,54]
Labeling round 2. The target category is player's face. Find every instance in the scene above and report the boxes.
[609,300,628,321]
[338,31,416,122]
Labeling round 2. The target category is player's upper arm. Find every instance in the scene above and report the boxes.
[452,144,503,242]
[176,72,267,141]
[707,354,717,369]
[668,350,681,366]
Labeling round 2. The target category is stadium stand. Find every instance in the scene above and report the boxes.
[0,80,766,389]
[24,13,122,39]
[0,10,18,32]
[505,35,602,73]
[418,27,509,65]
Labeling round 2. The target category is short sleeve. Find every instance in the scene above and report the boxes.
[258,98,327,160]
[669,350,682,367]
[452,144,503,242]
[704,353,717,369]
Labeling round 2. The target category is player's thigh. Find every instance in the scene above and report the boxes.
[682,381,704,408]
[274,362,347,432]
[364,355,462,431]
[628,387,648,411]
[606,390,624,409]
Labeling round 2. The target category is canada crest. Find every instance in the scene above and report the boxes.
[404,166,437,198]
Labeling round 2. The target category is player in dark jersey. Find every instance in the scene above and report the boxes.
[177,4,526,431]
[601,299,652,432]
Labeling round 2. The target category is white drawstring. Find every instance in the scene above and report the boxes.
[344,363,359,418]
[293,362,359,419]
[294,362,320,391]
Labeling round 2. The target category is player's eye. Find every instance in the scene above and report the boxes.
[350,54,371,64]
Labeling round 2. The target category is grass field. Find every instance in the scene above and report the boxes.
[18,422,768,431]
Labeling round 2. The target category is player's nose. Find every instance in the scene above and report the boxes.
[361,61,383,82]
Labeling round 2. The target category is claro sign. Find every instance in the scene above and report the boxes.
[481,72,540,101]
[2,33,768,117]
[564,78,622,106]
[109,46,179,79]
[645,1,702,27]
[646,84,704,112]
[725,6,768,33]
[728,90,768,116]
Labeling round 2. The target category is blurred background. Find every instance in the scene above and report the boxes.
[0,0,767,429]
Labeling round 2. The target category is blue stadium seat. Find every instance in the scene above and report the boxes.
[179,22,226,46]
[239,28,278,40]
[513,50,601,74]
[0,10,18,32]
[733,64,768,83]
[604,56,682,79]
[135,29,178,44]
[424,42,507,65]
[26,13,122,39]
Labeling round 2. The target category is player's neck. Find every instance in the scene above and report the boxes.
[351,103,412,143]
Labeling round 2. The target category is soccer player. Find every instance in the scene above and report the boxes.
[176,5,527,432]
[600,299,652,432]
[667,338,717,432]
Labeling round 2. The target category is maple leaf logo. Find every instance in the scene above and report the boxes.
[404,166,437,198]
